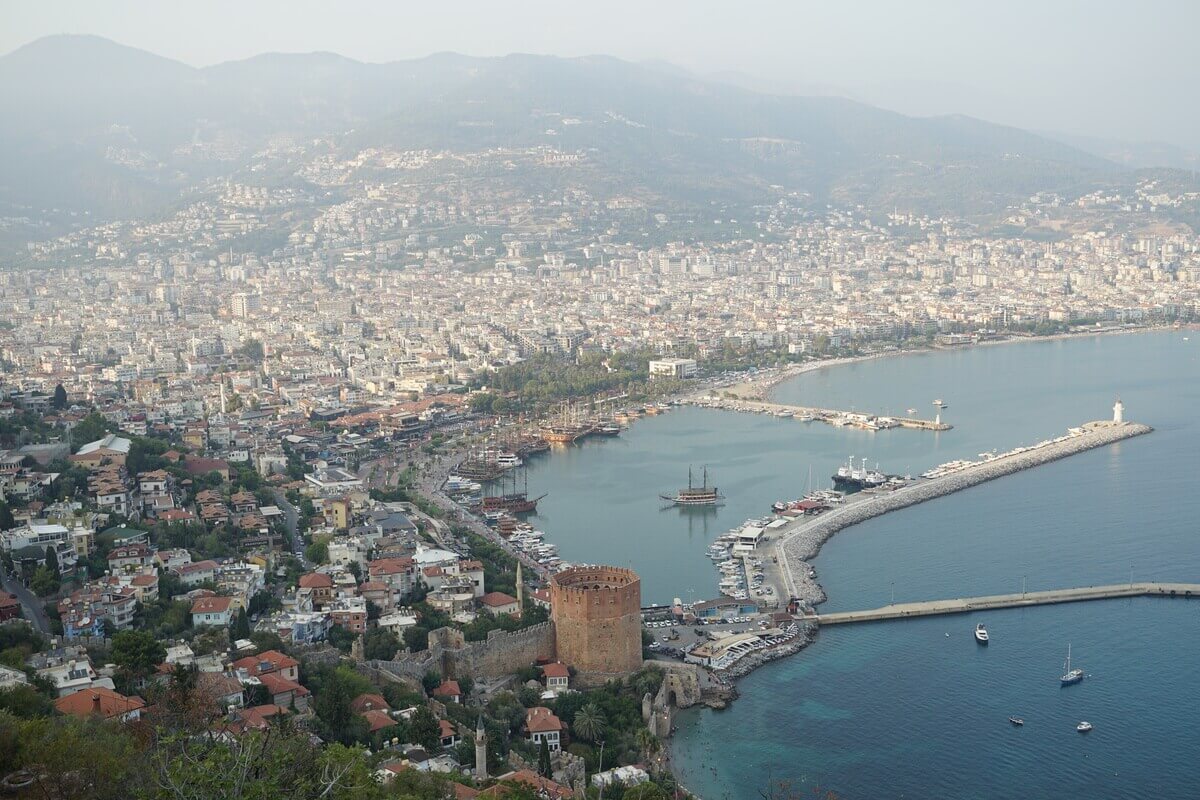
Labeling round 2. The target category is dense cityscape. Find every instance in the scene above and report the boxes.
[2,6,1200,800]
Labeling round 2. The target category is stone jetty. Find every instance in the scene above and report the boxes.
[775,420,1153,609]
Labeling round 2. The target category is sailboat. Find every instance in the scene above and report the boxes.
[1060,644,1084,686]
[661,466,724,506]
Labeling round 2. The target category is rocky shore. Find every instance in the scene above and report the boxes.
[717,621,818,680]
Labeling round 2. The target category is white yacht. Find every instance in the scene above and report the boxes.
[974,623,989,644]
[1076,721,1093,733]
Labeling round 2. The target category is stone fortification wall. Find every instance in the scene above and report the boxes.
[369,622,555,681]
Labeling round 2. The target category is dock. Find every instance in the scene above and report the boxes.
[770,418,1154,609]
[683,396,952,431]
[812,582,1200,624]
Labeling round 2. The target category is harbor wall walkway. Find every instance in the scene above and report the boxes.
[774,420,1153,609]
[812,582,1200,625]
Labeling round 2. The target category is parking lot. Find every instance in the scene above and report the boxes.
[643,613,780,660]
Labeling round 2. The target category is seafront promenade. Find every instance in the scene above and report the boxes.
[812,582,1200,624]
[770,419,1154,609]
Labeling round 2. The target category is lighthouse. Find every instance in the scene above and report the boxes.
[1113,397,1125,424]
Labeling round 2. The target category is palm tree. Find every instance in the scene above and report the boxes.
[571,703,607,743]
[635,727,660,762]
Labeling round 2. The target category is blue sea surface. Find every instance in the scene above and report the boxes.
[522,331,1200,798]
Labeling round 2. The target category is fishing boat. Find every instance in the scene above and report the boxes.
[974,623,989,644]
[1060,644,1084,686]
[661,466,724,506]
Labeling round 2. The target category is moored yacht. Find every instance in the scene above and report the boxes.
[974,623,989,644]
[1060,644,1084,685]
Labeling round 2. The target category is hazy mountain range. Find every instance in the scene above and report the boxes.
[0,35,1193,224]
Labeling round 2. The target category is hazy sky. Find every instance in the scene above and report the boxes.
[5,0,1199,149]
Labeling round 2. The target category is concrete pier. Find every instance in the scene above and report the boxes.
[812,582,1200,625]
[684,396,953,431]
[770,419,1153,610]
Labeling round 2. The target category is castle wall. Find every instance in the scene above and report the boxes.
[369,622,555,681]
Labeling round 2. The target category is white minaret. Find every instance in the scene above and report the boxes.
[1113,397,1125,424]
[474,715,488,781]
[515,561,524,615]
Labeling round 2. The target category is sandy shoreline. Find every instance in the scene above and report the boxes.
[717,324,1175,405]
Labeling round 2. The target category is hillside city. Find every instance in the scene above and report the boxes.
[3,89,1200,800]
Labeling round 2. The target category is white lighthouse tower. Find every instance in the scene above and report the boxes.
[1113,397,1125,424]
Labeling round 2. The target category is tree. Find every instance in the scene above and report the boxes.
[313,669,368,746]
[326,624,355,654]
[362,627,399,661]
[571,703,606,743]
[29,565,59,597]
[43,547,59,579]
[421,671,442,695]
[305,541,328,564]
[51,384,67,409]
[110,629,166,684]
[232,607,251,640]
[238,339,265,362]
[409,706,441,751]
[0,685,55,718]
[0,501,12,531]
[69,412,110,447]
[537,737,552,777]
[10,715,138,800]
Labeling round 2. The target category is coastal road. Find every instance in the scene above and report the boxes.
[0,569,50,634]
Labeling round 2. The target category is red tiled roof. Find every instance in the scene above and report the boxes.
[524,706,563,734]
[541,662,569,679]
[54,688,145,720]
[350,693,390,713]
[480,591,518,608]
[362,709,395,733]
[298,572,333,589]
[191,596,233,614]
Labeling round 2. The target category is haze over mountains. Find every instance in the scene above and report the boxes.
[1,35,1194,224]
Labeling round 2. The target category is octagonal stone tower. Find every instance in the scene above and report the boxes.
[550,565,642,678]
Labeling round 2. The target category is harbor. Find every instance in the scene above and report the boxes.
[769,411,1153,610]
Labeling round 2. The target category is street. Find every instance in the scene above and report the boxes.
[0,568,51,634]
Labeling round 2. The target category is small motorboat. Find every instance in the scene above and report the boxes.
[1077,721,1093,733]
[1009,717,1024,726]
[974,623,989,644]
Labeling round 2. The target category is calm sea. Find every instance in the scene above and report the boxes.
[521,331,1200,799]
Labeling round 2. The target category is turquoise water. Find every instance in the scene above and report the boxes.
[523,330,1200,798]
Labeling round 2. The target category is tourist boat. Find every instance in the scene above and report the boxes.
[974,623,989,644]
[661,466,723,506]
[1060,644,1084,686]
[1076,721,1093,733]
[1009,717,1024,726]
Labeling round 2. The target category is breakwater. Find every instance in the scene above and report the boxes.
[776,420,1153,609]
[813,582,1200,624]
